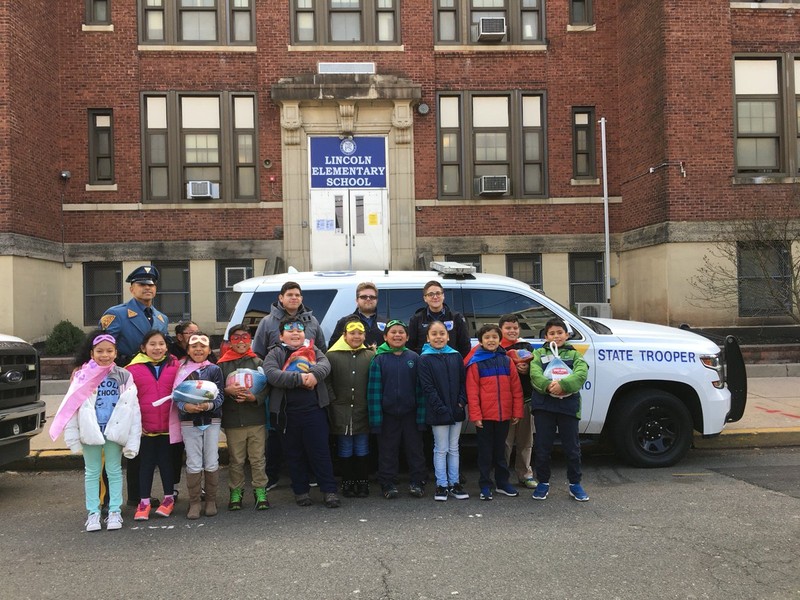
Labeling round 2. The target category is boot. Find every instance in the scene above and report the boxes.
[204,470,219,517]
[354,455,370,498]
[186,472,202,520]
[340,456,356,498]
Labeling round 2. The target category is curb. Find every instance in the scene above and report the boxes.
[692,428,800,450]
[3,444,231,472]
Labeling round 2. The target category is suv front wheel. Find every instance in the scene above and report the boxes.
[612,388,693,468]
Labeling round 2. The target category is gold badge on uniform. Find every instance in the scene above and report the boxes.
[157,314,165,323]
[100,314,116,329]
[127,309,138,318]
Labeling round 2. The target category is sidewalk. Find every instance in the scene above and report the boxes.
[7,368,800,471]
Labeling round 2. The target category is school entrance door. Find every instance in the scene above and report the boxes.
[309,188,390,270]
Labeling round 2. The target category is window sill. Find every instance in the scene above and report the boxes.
[417,195,621,207]
[730,2,799,8]
[82,24,114,32]
[732,175,800,185]
[85,184,118,191]
[566,24,596,32]
[288,44,404,52]
[64,201,281,211]
[570,178,600,186]
[138,44,257,53]
[433,43,547,53]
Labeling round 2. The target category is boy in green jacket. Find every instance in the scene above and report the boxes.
[529,318,590,502]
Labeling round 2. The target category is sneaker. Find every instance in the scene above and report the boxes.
[434,485,449,501]
[519,477,538,489]
[495,483,519,497]
[408,483,425,498]
[254,487,270,510]
[228,488,244,511]
[134,501,151,521]
[295,493,314,507]
[448,484,470,500]
[355,480,370,498]
[532,482,550,500]
[324,493,341,508]
[569,483,590,502]
[85,512,102,532]
[479,487,493,501]
[105,512,123,531]
[154,495,174,517]
[265,478,279,492]
[309,478,319,487]
[382,484,399,500]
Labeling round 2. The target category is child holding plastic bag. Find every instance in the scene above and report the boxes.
[529,318,590,502]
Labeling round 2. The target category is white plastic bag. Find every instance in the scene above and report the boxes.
[543,342,572,398]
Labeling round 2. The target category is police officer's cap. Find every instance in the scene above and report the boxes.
[126,265,159,285]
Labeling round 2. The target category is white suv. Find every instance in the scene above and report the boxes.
[226,266,747,467]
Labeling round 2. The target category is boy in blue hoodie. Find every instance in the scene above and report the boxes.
[367,320,427,499]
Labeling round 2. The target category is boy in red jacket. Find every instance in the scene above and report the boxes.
[466,324,524,501]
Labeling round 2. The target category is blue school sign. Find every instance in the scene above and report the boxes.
[310,136,387,189]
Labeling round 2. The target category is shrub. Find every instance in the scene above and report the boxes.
[45,320,85,356]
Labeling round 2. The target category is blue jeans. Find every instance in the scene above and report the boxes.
[431,423,461,487]
[83,440,123,514]
[337,433,369,458]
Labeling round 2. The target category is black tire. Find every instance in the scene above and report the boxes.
[612,389,693,468]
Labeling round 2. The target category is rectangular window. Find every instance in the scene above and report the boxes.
[139,0,254,44]
[572,107,596,179]
[152,260,190,321]
[435,0,543,45]
[569,252,604,305]
[89,110,114,184]
[738,242,792,317]
[438,91,545,199]
[291,0,398,44]
[733,56,800,176]
[143,91,257,202]
[86,0,111,24]
[507,253,542,289]
[216,260,253,321]
[569,0,592,25]
[84,262,122,326]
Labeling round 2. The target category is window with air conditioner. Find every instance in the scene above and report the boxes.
[217,260,253,321]
[435,0,542,45]
[143,92,257,203]
[438,91,546,199]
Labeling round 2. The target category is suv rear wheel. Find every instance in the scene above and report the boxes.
[612,389,693,467]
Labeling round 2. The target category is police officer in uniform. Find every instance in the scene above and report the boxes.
[99,265,169,366]
[99,265,170,507]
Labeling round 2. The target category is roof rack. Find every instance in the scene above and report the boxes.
[430,261,477,280]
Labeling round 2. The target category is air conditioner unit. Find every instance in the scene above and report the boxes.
[477,17,507,41]
[575,302,613,319]
[476,175,509,195]
[186,180,220,199]
[224,266,248,289]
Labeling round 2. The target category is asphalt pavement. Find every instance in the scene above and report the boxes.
[7,362,798,471]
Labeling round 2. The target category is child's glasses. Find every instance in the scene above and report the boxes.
[424,291,443,298]
[230,333,251,342]
[282,322,305,331]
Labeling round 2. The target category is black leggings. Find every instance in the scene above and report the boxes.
[138,435,174,500]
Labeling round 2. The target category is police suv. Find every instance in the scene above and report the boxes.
[225,263,747,468]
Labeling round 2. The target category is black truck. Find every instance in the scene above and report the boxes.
[0,335,45,467]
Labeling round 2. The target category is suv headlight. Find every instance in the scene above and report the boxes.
[700,353,724,388]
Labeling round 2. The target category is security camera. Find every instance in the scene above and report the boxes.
[60,170,71,181]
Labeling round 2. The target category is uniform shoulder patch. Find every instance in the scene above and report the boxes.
[100,314,116,329]
[127,309,138,318]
